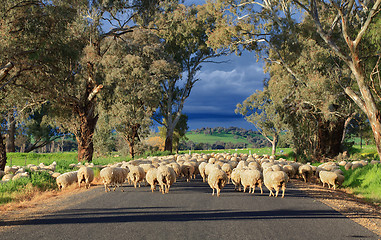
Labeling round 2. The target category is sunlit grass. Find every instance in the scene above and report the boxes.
[342,163,381,204]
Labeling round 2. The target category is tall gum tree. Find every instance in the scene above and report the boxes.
[205,0,381,159]
[100,29,178,158]
[151,3,227,152]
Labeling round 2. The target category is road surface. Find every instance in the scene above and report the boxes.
[1,177,378,239]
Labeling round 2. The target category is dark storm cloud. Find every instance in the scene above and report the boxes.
[183,52,268,130]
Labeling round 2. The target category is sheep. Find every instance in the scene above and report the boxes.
[180,164,192,182]
[100,167,128,192]
[319,170,338,190]
[298,164,313,182]
[198,162,208,182]
[12,172,29,181]
[204,163,221,178]
[283,165,296,179]
[221,163,233,184]
[128,165,145,188]
[146,168,159,192]
[77,166,94,189]
[263,168,289,198]
[113,167,129,191]
[56,171,78,189]
[2,174,14,182]
[231,168,243,191]
[207,168,228,197]
[157,165,176,194]
[240,169,263,194]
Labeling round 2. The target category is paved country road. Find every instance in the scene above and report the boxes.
[0,178,379,240]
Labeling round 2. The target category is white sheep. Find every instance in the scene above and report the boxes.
[240,169,263,194]
[263,168,289,198]
[157,165,176,194]
[319,170,339,190]
[298,164,313,182]
[56,171,78,189]
[146,168,159,192]
[207,168,228,197]
[221,163,233,184]
[12,172,29,181]
[198,162,208,182]
[231,168,243,191]
[128,165,145,188]
[100,167,128,192]
[77,166,94,189]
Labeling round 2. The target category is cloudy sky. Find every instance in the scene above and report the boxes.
[182,52,268,130]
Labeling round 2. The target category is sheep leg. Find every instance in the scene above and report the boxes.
[281,184,286,198]
[217,188,221,197]
[243,186,247,193]
[259,185,263,194]
[212,188,215,196]
[269,189,274,197]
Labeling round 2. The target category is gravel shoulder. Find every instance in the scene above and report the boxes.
[291,179,381,236]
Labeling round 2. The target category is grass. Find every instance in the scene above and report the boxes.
[342,163,381,204]
[0,171,57,205]
[185,132,253,144]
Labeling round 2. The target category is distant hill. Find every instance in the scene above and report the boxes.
[180,127,270,150]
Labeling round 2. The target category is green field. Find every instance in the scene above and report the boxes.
[185,132,261,144]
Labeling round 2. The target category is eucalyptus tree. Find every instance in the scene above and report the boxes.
[0,0,78,169]
[100,29,178,158]
[235,88,283,155]
[151,2,227,153]
[205,0,381,159]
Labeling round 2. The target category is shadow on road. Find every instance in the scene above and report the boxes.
[1,208,345,227]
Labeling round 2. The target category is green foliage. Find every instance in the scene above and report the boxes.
[342,164,381,203]
[29,171,57,191]
[0,171,57,204]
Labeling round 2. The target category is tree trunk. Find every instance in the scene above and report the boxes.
[128,141,135,159]
[6,111,16,152]
[76,113,98,162]
[164,124,175,153]
[271,134,278,155]
[316,118,345,159]
[0,133,7,171]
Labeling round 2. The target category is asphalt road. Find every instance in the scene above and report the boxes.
[1,177,379,240]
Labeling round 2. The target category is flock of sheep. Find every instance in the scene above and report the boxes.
[1,153,379,198]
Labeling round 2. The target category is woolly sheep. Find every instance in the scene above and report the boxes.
[207,168,228,197]
[100,167,128,192]
[221,163,233,184]
[146,168,159,192]
[240,169,263,194]
[283,165,296,179]
[298,164,313,183]
[319,170,338,190]
[204,163,221,177]
[13,172,29,181]
[263,168,289,198]
[128,165,145,188]
[231,168,243,191]
[2,174,14,182]
[77,166,94,189]
[157,165,176,194]
[199,162,208,182]
[344,162,352,170]
[56,171,78,189]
